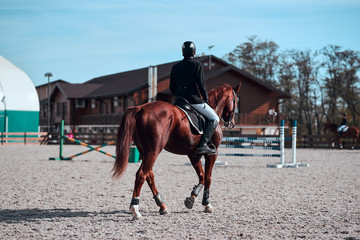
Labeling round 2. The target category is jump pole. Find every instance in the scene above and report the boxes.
[49,120,116,161]
[266,120,309,168]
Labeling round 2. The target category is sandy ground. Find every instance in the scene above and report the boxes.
[0,144,359,240]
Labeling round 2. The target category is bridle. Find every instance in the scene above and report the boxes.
[223,89,237,129]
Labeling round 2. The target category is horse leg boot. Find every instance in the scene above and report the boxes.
[146,169,168,215]
[184,183,204,209]
[153,193,168,215]
[202,188,213,213]
[197,120,218,155]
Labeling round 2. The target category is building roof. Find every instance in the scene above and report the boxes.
[48,55,290,99]
[0,55,39,111]
[84,60,178,98]
[54,82,103,99]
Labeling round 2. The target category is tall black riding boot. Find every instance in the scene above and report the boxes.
[196,120,218,155]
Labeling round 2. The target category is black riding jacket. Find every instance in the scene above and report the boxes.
[169,57,208,104]
[340,117,347,126]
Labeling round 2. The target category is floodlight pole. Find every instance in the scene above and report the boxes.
[208,45,214,70]
[45,72,53,132]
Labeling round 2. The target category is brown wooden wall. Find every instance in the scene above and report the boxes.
[207,71,278,115]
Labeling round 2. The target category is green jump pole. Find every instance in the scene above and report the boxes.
[49,120,68,160]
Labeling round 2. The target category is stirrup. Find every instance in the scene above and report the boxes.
[197,145,216,155]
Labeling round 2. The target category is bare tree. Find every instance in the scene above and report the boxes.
[290,49,319,135]
[278,52,296,123]
[337,50,360,126]
[320,45,344,123]
[223,40,360,136]
[227,35,280,85]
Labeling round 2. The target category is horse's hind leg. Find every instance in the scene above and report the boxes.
[184,155,205,209]
[146,169,168,215]
[130,163,147,220]
[130,155,156,220]
[130,153,166,220]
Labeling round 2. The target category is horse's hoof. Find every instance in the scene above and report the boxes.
[132,215,143,221]
[160,210,169,215]
[130,205,142,220]
[204,204,213,213]
[184,196,195,209]
[160,208,169,215]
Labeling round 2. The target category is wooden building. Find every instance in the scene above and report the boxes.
[36,55,289,134]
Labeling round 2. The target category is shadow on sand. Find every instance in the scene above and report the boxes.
[0,208,130,223]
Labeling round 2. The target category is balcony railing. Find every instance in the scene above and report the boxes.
[75,113,124,125]
[235,113,279,125]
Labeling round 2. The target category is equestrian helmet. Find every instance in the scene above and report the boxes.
[182,41,196,56]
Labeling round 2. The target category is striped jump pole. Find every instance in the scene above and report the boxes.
[266,120,309,168]
[219,144,280,150]
[221,137,280,144]
[63,136,116,159]
[49,120,116,161]
[219,153,281,157]
[218,120,285,158]
[65,141,115,160]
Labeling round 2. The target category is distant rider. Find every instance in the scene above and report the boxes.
[338,113,347,136]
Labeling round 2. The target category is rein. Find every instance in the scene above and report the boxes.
[222,89,237,129]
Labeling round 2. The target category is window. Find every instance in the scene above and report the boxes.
[62,102,67,117]
[57,103,62,116]
[75,99,86,108]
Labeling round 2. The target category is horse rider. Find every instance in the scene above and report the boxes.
[169,41,220,155]
[338,113,348,136]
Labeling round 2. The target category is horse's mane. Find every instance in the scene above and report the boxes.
[208,84,232,107]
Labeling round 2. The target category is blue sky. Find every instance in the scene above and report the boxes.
[1,0,359,86]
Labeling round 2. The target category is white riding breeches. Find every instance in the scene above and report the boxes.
[338,125,348,132]
[191,103,220,122]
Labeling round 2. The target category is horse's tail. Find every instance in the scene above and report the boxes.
[112,106,140,180]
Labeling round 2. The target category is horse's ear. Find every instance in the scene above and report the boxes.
[233,83,241,93]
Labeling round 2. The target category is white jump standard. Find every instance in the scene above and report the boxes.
[266,120,309,168]
[218,120,309,168]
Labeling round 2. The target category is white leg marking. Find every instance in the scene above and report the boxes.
[130,205,142,220]
[204,204,213,213]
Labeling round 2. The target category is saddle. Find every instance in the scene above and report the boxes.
[338,126,348,133]
[172,96,205,135]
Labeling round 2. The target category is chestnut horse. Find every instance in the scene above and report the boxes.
[324,122,359,149]
[112,83,241,220]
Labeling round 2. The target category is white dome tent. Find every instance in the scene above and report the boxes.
[0,55,39,132]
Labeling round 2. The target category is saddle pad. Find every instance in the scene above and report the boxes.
[177,106,204,135]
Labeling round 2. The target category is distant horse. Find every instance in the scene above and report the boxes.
[324,122,359,149]
[112,83,241,220]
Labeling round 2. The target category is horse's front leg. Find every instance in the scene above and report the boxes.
[202,154,217,213]
[339,138,343,149]
[185,155,205,209]
[352,137,356,150]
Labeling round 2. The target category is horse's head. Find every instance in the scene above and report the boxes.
[210,83,241,129]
